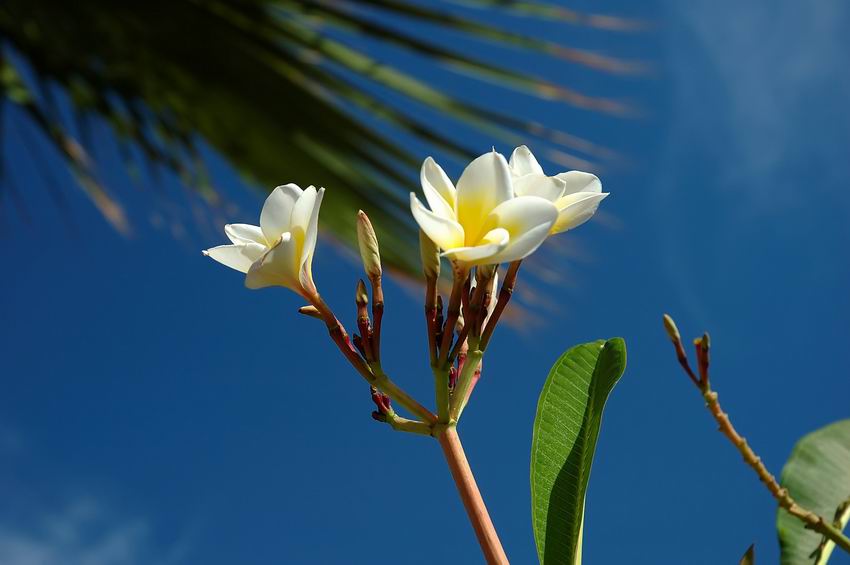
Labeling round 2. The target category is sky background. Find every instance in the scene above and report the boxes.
[2,1,850,564]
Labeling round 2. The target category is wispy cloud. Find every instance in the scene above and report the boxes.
[0,497,190,565]
[651,0,850,320]
[661,0,850,200]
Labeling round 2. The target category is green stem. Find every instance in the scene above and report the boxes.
[371,363,437,425]
[434,366,451,423]
[449,344,482,422]
[384,412,432,436]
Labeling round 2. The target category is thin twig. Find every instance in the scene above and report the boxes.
[663,316,850,556]
[310,294,436,424]
[702,388,850,554]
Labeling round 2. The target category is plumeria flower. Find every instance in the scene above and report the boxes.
[410,150,558,266]
[509,145,608,234]
[203,184,325,296]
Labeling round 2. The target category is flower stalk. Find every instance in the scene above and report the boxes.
[437,426,509,565]
[479,261,521,351]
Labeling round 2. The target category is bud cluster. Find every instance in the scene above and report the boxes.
[663,313,712,391]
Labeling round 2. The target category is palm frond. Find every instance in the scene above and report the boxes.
[0,0,642,276]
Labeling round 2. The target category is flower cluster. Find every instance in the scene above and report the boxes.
[204,146,606,292]
[203,145,608,562]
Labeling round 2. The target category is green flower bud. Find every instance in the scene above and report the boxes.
[356,210,382,280]
[662,314,681,343]
[355,278,369,307]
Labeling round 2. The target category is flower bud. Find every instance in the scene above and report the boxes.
[695,332,710,372]
[356,210,382,280]
[355,279,369,307]
[298,305,322,319]
[419,230,441,280]
[662,314,681,343]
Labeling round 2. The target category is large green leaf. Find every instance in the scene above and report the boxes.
[778,419,850,565]
[530,338,627,564]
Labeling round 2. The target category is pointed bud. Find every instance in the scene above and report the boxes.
[370,386,391,413]
[355,279,369,307]
[695,332,710,380]
[298,305,322,319]
[356,210,382,280]
[662,314,681,343]
[419,230,441,280]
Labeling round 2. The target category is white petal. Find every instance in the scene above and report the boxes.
[421,157,456,219]
[225,223,265,245]
[260,183,302,243]
[509,145,544,177]
[555,171,602,195]
[512,174,566,202]
[290,185,318,245]
[440,228,509,265]
[484,196,558,263]
[240,242,267,263]
[245,233,299,290]
[299,187,324,295]
[203,242,265,274]
[489,222,552,264]
[487,195,558,237]
[456,150,513,243]
[410,193,465,251]
[552,192,609,234]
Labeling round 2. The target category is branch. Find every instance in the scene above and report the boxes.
[663,314,850,557]
[311,294,437,424]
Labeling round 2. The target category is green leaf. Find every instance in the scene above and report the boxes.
[740,544,755,565]
[530,338,627,564]
[777,419,850,565]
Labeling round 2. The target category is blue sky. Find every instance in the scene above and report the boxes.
[2,1,849,564]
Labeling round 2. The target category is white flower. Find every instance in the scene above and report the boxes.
[203,184,325,296]
[509,145,608,234]
[410,150,558,266]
